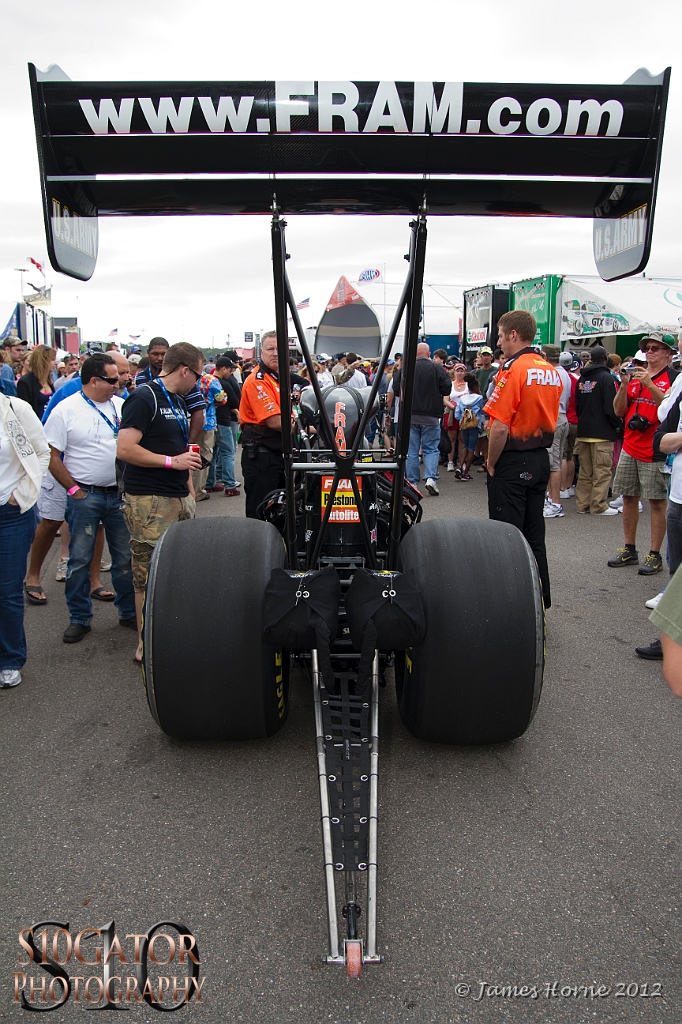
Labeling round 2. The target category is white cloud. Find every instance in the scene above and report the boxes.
[1,0,679,346]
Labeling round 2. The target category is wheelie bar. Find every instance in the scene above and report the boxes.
[312,650,382,975]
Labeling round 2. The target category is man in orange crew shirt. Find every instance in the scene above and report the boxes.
[240,331,286,519]
[484,311,562,608]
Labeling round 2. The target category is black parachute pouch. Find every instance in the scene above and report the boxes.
[345,569,426,689]
[262,565,341,687]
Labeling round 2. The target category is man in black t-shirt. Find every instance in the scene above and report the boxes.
[117,342,204,662]
[134,336,206,443]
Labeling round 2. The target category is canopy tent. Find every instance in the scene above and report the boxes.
[315,277,382,359]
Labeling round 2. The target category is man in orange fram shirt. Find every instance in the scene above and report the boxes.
[240,331,286,519]
[484,310,562,608]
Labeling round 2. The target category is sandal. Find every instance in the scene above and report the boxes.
[90,587,115,602]
[24,584,47,605]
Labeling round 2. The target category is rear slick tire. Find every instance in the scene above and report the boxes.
[143,516,288,740]
[397,518,544,744]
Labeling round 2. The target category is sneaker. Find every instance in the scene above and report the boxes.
[425,478,439,495]
[635,638,663,660]
[460,472,471,481]
[454,465,462,479]
[645,591,665,610]
[638,552,664,576]
[63,623,91,644]
[119,616,138,630]
[100,559,112,572]
[560,488,575,498]
[607,547,639,567]
[55,556,68,582]
[223,488,241,496]
[0,669,21,688]
[610,497,643,512]
[595,507,620,516]
[543,502,564,518]
[446,462,455,472]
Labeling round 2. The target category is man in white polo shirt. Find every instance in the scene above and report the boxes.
[44,353,135,643]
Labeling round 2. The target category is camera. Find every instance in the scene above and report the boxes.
[628,413,650,432]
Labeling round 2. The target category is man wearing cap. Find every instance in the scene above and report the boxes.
[608,332,678,574]
[574,345,621,515]
[542,346,573,517]
[474,347,496,395]
[332,352,363,386]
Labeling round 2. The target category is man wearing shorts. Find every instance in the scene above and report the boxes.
[542,346,572,518]
[608,332,678,575]
[117,342,204,662]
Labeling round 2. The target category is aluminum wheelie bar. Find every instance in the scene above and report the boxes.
[312,649,344,963]
[365,652,381,964]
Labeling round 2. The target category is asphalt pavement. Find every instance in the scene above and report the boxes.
[2,463,681,1023]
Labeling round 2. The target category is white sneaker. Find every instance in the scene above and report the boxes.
[55,556,68,582]
[596,507,620,516]
[609,495,624,509]
[560,488,575,498]
[446,462,455,472]
[0,669,21,688]
[543,502,564,518]
[425,478,439,495]
[645,591,665,610]
[639,501,644,512]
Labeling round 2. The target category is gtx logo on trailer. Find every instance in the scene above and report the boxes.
[77,82,625,137]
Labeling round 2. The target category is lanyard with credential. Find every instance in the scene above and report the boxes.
[81,392,120,436]
[155,378,189,447]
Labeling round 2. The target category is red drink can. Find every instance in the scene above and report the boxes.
[187,444,201,455]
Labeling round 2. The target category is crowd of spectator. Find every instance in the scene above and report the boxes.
[3,326,682,695]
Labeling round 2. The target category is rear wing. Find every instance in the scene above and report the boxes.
[29,67,669,281]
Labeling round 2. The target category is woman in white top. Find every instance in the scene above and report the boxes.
[0,393,50,687]
[442,363,469,471]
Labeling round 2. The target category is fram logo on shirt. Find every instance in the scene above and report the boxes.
[526,367,563,387]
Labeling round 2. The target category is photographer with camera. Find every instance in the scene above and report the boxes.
[608,333,678,574]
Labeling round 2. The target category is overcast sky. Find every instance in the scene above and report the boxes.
[1,0,679,347]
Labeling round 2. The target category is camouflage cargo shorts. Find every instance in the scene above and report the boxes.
[123,493,195,591]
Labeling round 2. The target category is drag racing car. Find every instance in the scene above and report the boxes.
[30,66,670,977]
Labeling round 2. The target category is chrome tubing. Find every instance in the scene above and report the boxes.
[312,650,343,963]
[291,462,399,472]
[365,651,381,962]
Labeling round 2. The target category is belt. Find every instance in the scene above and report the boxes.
[74,482,119,493]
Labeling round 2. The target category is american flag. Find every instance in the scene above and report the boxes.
[296,298,310,310]
[109,327,118,337]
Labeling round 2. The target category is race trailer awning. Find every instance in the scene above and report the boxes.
[29,67,670,281]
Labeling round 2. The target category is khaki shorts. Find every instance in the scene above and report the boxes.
[563,422,578,461]
[549,418,569,473]
[123,493,195,591]
[611,451,669,502]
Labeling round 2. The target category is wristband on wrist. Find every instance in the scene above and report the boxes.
[67,484,80,496]
[165,455,173,469]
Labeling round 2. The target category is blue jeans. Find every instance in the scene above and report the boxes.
[65,488,135,626]
[206,422,237,489]
[406,423,441,484]
[0,502,36,670]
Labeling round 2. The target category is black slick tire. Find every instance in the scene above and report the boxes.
[397,518,544,744]
[143,516,288,740]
